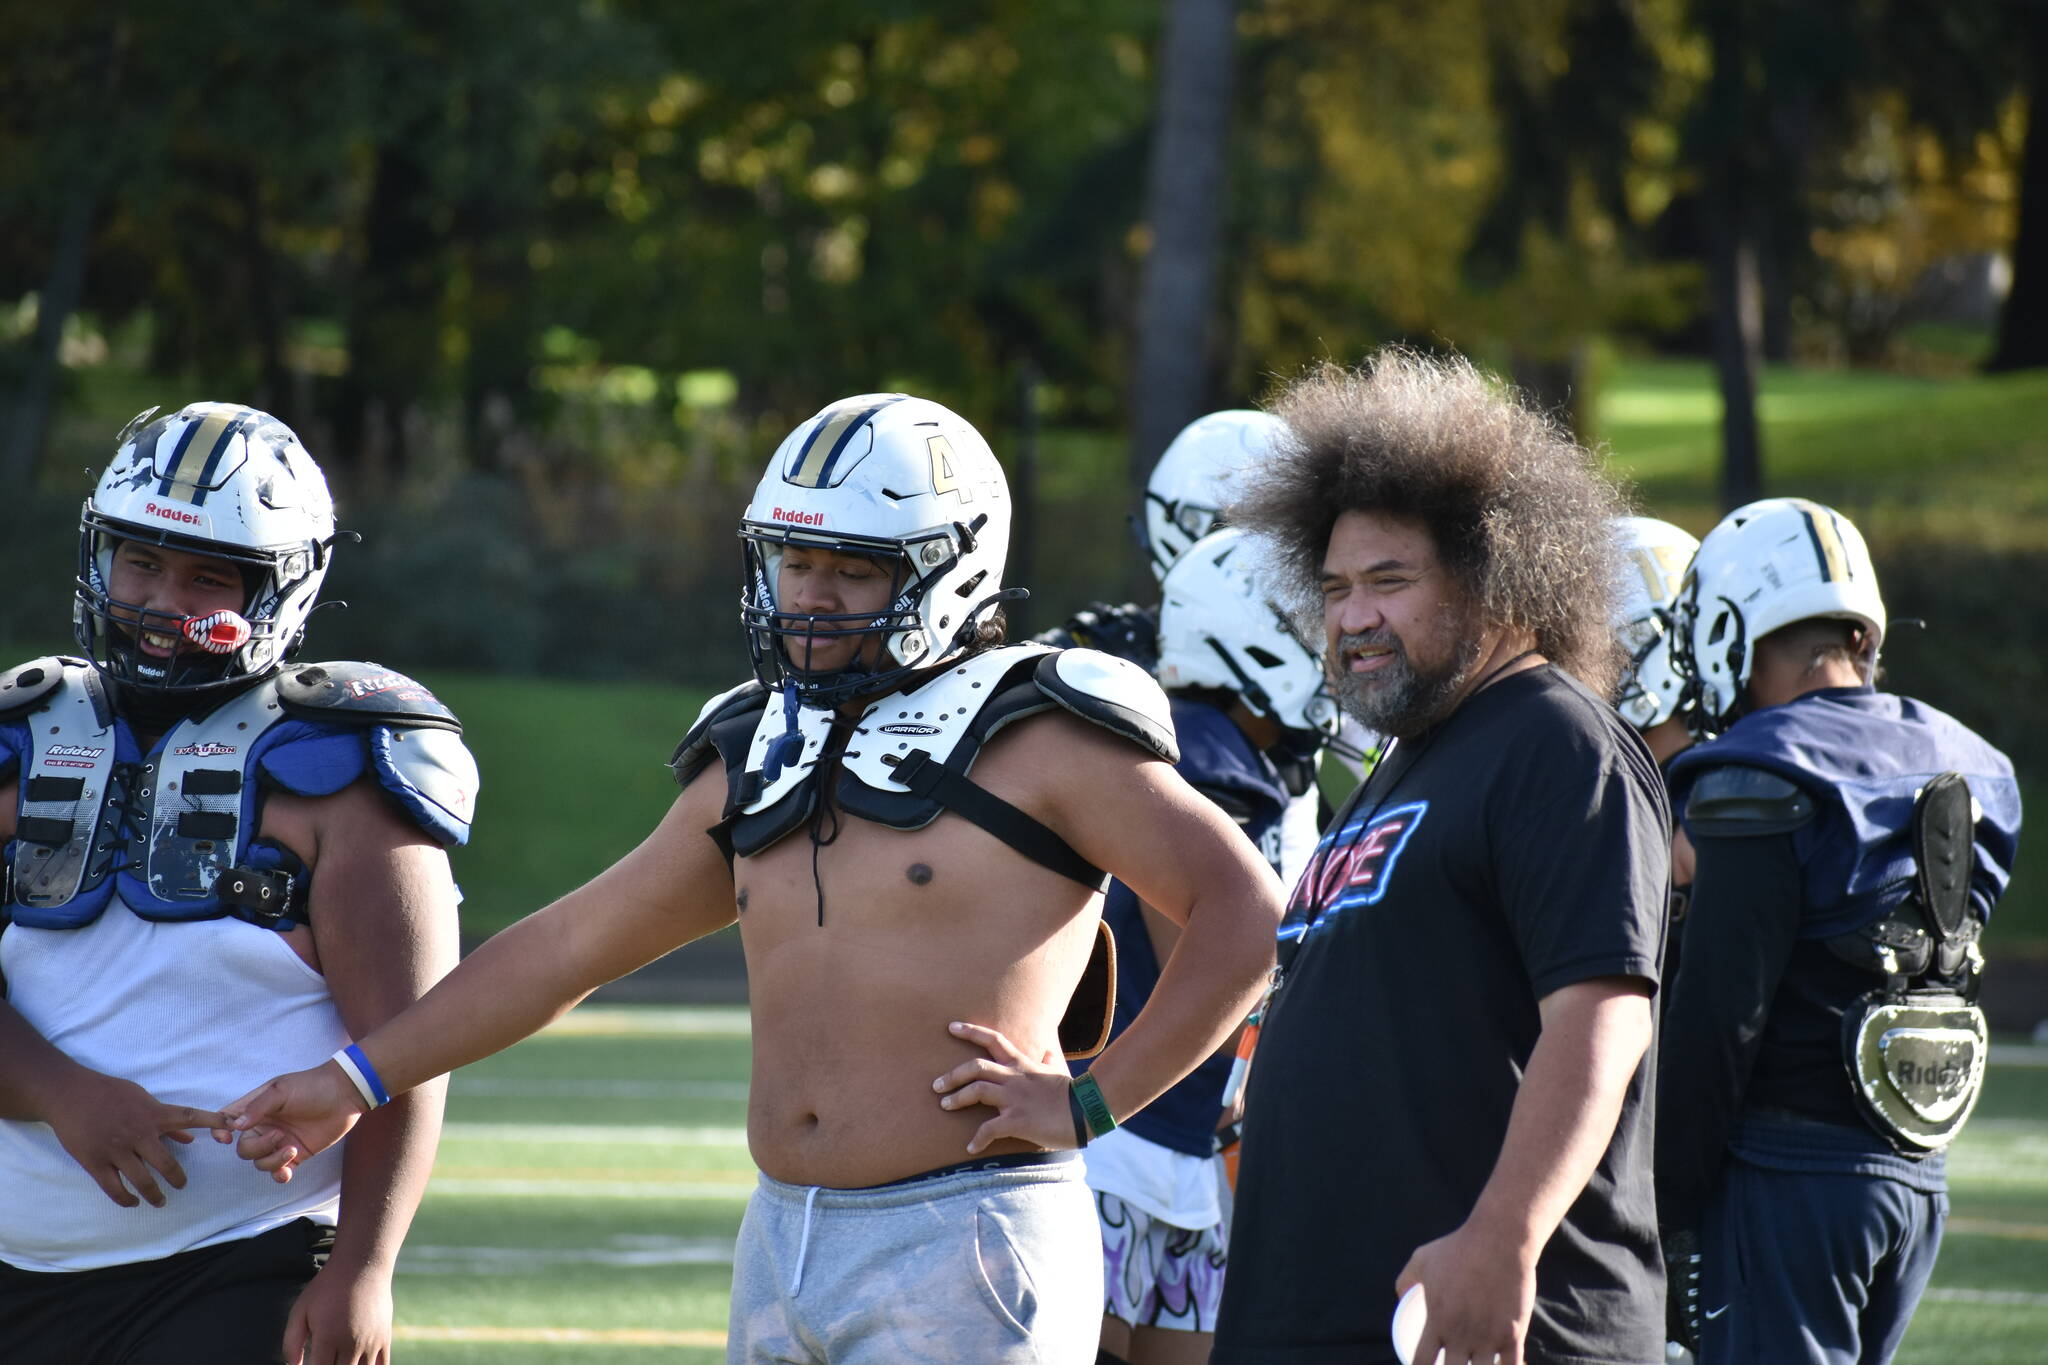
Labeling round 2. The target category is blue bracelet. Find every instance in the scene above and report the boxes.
[333,1043,391,1109]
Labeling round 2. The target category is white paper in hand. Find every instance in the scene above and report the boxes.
[1392,1283,1445,1365]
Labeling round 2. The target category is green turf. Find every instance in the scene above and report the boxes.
[422,675,712,939]
[381,1006,2048,1360]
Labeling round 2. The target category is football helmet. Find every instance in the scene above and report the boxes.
[739,393,1013,708]
[1143,410,1286,581]
[1156,528,1340,742]
[1674,497,1885,736]
[1612,515,1700,731]
[76,402,338,694]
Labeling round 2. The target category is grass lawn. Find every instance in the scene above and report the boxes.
[381,1004,2048,1362]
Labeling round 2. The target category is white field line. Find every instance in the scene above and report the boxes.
[1988,1044,2048,1068]
[440,1121,748,1145]
[541,1006,750,1037]
[452,1077,749,1101]
[399,1236,735,1275]
[395,1324,727,1346]
[1921,1287,2048,1308]
[424,1177,757,1198]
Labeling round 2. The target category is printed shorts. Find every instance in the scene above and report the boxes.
[1097,1189,1228,1333]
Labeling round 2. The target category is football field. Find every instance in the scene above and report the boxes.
[384,1004,2048,1362]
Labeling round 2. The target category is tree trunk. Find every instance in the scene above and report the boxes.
[1988,20,2048,372]
[238,178,293,427]
[336,128,440,490]
[1510,346,1588,442]
[1,178,96,489]
[1129,0,1239,591]
[1707,174,1765,509]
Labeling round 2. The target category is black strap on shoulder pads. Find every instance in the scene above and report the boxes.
[669,682,770,790]
[1685,764,1816,837]
[0,656,83,722]
[1912,771,1975,946]
[884,747,1106,889]
[276,662,462,733]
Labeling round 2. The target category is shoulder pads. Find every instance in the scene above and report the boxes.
[0,656,85,721]
[371,725,479,847]
[670,680,770,789]
[276,662,461,733]
[1032,649,1178,764]
[1685,764,1816,837]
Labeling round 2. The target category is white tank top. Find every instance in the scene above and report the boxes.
[0,900,347,1271]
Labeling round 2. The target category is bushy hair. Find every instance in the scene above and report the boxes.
[1233,349,1629,695]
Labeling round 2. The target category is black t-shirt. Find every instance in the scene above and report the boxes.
[1213,666,1669,1365]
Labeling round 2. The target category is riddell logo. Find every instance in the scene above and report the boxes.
[145,501,202,526]
[771,507,826,526]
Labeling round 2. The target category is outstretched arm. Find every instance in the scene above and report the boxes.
[224,766,736,1177]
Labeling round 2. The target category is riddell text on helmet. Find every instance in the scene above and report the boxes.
[771,506,826,526]
[145,501,202,526]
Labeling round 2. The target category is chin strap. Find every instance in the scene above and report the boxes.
[761,686,806,782]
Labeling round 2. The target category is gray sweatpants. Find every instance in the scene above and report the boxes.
[727,1154,1100,1364]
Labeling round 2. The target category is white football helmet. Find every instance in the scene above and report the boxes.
[1612,516,1700,731]
[1674,497,1885,736]
[1143,410,1286,581]
[1156,528,1340,742]
[76,402,338,694]
[739,393,1012,707]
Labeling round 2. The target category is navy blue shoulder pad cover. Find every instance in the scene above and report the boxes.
[1685,763,1817,837]
[277,662,463,732]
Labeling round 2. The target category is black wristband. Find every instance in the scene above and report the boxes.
[1067,1080,1091,1148]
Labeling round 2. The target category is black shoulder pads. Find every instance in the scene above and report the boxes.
[670,680,770,788]
[1686,764,1816,837]
[276,662,462,733]
[0,657,81,721]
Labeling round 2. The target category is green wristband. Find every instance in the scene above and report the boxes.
[1071,1071,1117,1141]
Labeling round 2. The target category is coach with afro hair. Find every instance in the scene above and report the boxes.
[1211,350,1669,1365]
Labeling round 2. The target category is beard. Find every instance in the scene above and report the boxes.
[1330,617,1484,739]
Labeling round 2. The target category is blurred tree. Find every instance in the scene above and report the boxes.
[1130,0,1239,546]
[1989,10,2048,372]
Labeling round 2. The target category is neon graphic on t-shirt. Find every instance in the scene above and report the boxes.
[1279,801,1428,949]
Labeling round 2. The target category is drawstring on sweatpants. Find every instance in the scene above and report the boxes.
[790,1184,821,1296]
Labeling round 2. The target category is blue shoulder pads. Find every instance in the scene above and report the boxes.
[1033,649,1178,764]
[1685,764,1816,837]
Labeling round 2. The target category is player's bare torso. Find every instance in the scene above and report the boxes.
[725,713,1105,1189]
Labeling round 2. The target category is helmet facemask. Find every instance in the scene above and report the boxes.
[74,401,337,700]
[740,517,1001,710]
[75,514,329,696]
